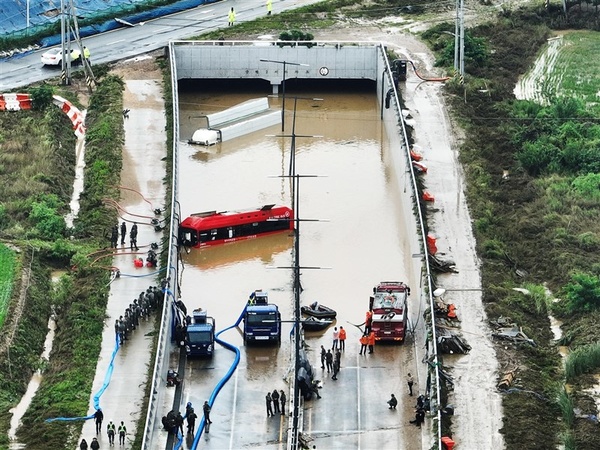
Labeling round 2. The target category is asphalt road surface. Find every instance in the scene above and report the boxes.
[0,0,322,91]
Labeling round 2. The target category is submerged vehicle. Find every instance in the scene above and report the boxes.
[243,290,281,344]
[301,301,337,319]
[369,281,410,342]
[179,204,293,248]
[185,309,215,357]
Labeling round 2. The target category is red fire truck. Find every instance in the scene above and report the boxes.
[369,281,410,342]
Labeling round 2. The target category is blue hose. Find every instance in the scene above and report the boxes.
[45,334,120,423]
[176,307,246,450]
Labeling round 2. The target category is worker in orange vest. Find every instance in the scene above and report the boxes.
[359,333,368,355]
[365,310,373,333]
[338,326,347,351]
[367,330,375,354]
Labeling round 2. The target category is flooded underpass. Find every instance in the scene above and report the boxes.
[163,81,428,449]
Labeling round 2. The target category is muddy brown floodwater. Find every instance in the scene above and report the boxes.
[172,86,426,450]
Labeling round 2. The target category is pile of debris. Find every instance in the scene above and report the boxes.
[437,328,472,354]
[491,316,536,347]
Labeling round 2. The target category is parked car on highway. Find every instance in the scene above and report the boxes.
[41,47,81,66]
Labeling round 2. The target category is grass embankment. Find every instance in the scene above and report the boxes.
[421,5,600,449]
[0,245,16,328]
[0,98,77,448]
[0,75,126,448]
[16,75,125,449]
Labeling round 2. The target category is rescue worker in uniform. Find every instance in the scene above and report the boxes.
[118,421,127,445]
[106,421,116,445]
[359,333,369,355]
[367,330,376,354]
[365,310,373,333]
[228,7,236,26]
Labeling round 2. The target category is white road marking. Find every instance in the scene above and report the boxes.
[107,39,125,46]
[189,9,214,18]
[356,352,361,450]
[228,368,239,450]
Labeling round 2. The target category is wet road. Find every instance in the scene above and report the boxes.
[165,86,426,449]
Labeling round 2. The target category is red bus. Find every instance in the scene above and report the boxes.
[178,204,294,248]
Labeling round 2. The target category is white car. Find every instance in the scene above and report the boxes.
[41,47,81,66]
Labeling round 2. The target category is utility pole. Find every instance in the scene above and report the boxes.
[459,0,465,80]
[454,0,459,73]
[68,0,96,92]
[60,0,67,84]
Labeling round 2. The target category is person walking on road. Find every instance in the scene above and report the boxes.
[332,354,340,380]
[94,408,104,435]
[130,223,139,251]
[266,392,274,417]
[271,389,280,414]
[80,439,88,450]
[110,225,119,248]
[120,221,127,245]
[228,7,236,26]
[187,409,198,434]
[320,345,326,369]
[407,373,414,396]
[339,326,346,351]
[280,390,286,416]
[266,0,272,15]
[107,421,116,445]
[359,332,368,355]
[332,327,339,351]
[90,437,100,450]
[367,330,375,354]
[118,421,127,445]
[202,401,212,424]
[325,349,333,373]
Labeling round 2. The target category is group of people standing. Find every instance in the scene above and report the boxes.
[265,389,287,417]
[79,409,127,448]
[114,285,164,345]
[108,222,139,250]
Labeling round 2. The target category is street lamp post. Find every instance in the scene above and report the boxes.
[259,59,309,132]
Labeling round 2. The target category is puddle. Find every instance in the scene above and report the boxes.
[65,114,87,229]
[584,374,600,413]
[8,315,57,445]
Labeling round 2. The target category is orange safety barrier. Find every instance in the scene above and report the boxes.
[441,436,455,450]
[422,191,435,202]
[412,161,428,174]
[426,235,438,255]
[447,304,457,319]
[410,149,423,161]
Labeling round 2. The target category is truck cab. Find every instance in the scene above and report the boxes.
[243,290,281,344]
[185,309,215,357]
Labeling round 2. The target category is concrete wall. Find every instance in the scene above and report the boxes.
[172,40,379,86]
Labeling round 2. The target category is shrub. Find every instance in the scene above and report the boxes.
[562,272,600,313]
[564,342,600,382]
[29,84,54,110]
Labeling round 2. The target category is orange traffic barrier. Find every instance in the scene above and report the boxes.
[410,149,423,161]
[422,191,435,202]
[412,161,428,174]
[426,235,438,255]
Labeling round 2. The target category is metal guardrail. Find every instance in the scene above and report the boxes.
[140,42,181,450]
[377,44,443,450]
